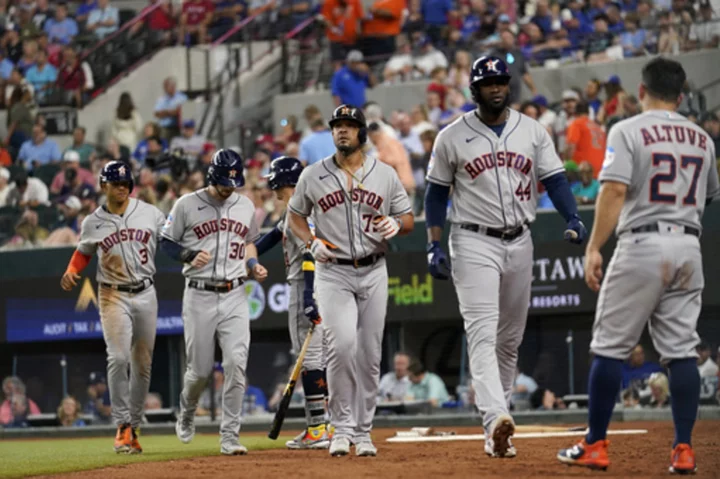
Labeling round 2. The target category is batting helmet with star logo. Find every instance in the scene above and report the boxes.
[328,104,368,145]
[469,55,511,86]
[100,161,134,193]
[208,148,245,188]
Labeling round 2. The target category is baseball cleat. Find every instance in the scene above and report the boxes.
[175,415,195,444]
[114,423,132,453]
[355,441,378,457]
[489,414,516,458]
[128,427,143,454]
[329,437,351,457]
[557,439,610,470]
[286,425,330,450]
[485,438,516,458]
[669,443,697,474]
[221,441,248,456]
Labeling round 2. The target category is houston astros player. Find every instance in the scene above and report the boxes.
[424,56,587,458]
[160,149,268,456]
[255,156,330,450]
[60,161,165,454]
[558,58,719,474]
[287,105,414,457]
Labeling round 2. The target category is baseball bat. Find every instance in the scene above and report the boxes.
[268,323,317,440]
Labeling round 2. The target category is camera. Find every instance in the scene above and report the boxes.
[145,148,190,183]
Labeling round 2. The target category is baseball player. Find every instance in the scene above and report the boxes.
[424,56,587,458]
[557,58,719,474]
[60,161,165,454]
[159,149,268,456]
[254,156,330,449]
[287,105,414,457]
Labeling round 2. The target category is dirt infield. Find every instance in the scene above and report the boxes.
[44,421,720,479]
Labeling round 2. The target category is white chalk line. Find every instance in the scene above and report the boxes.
[386,429,648,443]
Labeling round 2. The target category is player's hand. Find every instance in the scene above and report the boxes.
[61,272,80,291]
[584,248,603,292]
[309,238,337,263]
[427,241,451,280]
[564,214,588,245]
[373,216,401,240]
[190,250,211,269]
[252,263,268,282]
[303,289,321,325]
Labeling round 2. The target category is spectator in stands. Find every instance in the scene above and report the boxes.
[367,122,415,194]
[572,161,600,205]
[554,89,579,153]
[396,111,424,187]
[58,46,86,107]
[0,49,13,83]
[17,39,38,75]
[319,0,363,70]
[5,86,34,152]
[512,366,538,406]
[145,392,163,410]
[87,0,120,40]
[584,78,602,121]
[648,372,670,408]
[698,341,718,378]
[701,113,720,154]
[77,183,98,213]
[134,122,166,163]
[3,394,30,427]
[533,95,556,134]
[402,0,424,35]
[410,104,435,135]
[678,80,707,118]
[274,115,301,147]
[623,344,663,403]
[519,101,539,120]
[361,0,404,61]
[298,114,334,166]
[135,167,157,204]
[170,119,205,157]
[111,92,143,151]
[406,359,450,407]
[178,0,214,45]
[619,13,647,57]
[330,50,375,107]
[5,171,49,208]
[18,124,61,167]
[50,150,95,195]
[382,36,413,84]
[425,83,445,126]
[378,352,411,402]
[421,0,453,44]
[0,209,49,249]
[412,35,448,79]
[57,396,86,427]
[657,10,680,54]
[622,388,641,409]
[84,372,111,424]
[364,102,396,138]
[584,14,615,63]
[44,3,78,45]
[446,49,471,97]
[0,167,10,206]
[438,86,472,129]
[687,3,720,50]
[154,77,187,140]
[76,0,98,26]
[25,49,57,104]
[131,0,176,39]
[65,126,95,166]
[531,0,553,36]
[209,0,244,41]
[1,377,41,424]
[18,7,41,41]
[565,102,605,177]
[530,387,566,410]
[597,75,626,125]
[3,28,23,65]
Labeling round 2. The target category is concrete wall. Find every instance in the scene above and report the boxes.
[272,49,720,133]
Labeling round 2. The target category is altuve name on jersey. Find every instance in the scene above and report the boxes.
[464,151,533,180]
[641,125,708,150]
[318,188,384,213]
[193,218,250,240]
[99,229,152,253]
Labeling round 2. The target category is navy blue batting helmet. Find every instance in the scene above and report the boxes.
[469,55,511,86]
[264,156,303,190]
[208,149,244,188]
[100,161,134,192]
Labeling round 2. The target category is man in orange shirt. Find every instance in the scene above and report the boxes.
[319,0,363,69]
[564,102,606,178]
[361,0,404,63]
[367,122,415,195]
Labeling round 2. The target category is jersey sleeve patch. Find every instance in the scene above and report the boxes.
[602,146,616,170]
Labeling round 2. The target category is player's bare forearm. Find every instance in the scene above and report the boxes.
[428,225,443,243]
[587,181,627,251]
[245,242,259,261]
[397,212,414,236]
[288,211,313,245]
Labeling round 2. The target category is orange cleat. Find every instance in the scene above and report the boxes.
[669,444,697,475]
[129,427,143,454]
[114,423,132,453]
[557,438,610,470]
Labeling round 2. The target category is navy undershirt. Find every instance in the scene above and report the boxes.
[487,122,506,137]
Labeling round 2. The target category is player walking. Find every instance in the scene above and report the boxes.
[424,56,587,458]
[160,149,268,456]
[255,156,330,450]
[287,105,414,457]
[60,161,166,454]
[557,58,718,474]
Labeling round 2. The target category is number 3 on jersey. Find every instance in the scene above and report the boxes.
[515,181,532,202]
[650,153,703,205]
[229,241,245,259]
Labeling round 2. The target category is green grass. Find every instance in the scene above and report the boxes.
[0,434,290,478]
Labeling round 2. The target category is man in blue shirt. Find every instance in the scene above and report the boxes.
[76,0,98,26]
[154,76,188,139]
[84,372,112,424]
[0,50,13,80]
[87,0,119,39]
[298,115,335,165]
[24,49,57,104]
[330,50,375,108]
[421,0,453,43]
[18,124,62,167]
[44,3,79,45]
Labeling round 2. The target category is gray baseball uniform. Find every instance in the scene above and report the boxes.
[161,188,259,444]
[426,109,564,432]
[591,110,719,362]
[288,155,412,442]
[77,198,165,428]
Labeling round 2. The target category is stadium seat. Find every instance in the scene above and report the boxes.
[127,39,146,62]
[33,164,60,187]
[119,9,137,26]
[0,206,20,244]
[7,164,25,182]
[110,52,129,76]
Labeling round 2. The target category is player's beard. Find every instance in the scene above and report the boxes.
[477,93,510,119]
[336,139,361,156]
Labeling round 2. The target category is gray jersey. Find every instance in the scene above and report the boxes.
[277,212,306,281]
[288,155,412,260]
[161,188,260,280]
[426,109,564,229]
[78,198,165,284]
[601,110,720,235]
